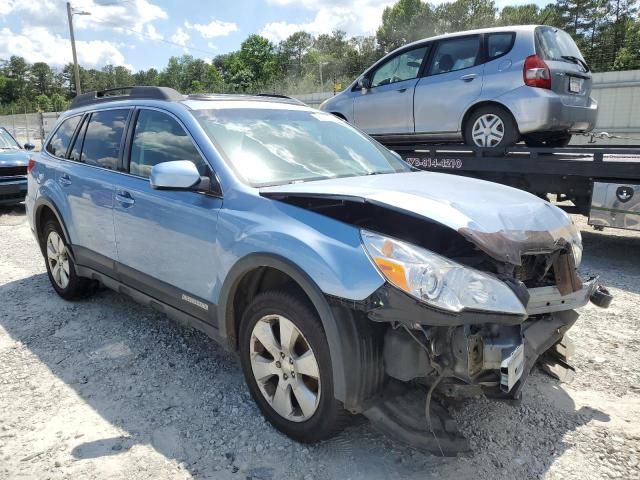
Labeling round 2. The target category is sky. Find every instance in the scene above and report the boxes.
[0,0,549,72]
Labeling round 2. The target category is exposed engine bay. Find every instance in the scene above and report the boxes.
[262,189,613,455]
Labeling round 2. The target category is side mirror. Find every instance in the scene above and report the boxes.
[150,160,202,190]
[24,143,35,151]
[357,76,371,89]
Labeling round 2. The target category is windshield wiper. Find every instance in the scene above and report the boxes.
[561,55,590,72]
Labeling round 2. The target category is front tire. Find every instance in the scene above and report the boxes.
[42,219,92,300]
[239,290,349,443]
[464,105,519,148]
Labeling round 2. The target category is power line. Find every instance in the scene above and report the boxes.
[86,15,220,58]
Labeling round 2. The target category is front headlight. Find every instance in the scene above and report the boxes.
[361,230,527,315]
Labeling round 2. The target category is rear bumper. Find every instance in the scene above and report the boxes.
[498,86,598,134]
[0,177,27,205]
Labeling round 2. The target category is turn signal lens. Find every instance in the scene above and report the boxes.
[372,257,408,291]
[27,158,36,174]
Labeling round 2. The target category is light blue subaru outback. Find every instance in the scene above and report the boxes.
[26,87,610,454]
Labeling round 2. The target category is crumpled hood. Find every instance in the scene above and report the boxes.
[0,149,30,167]
[260,171,581,265]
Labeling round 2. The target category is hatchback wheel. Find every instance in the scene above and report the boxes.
[239,291,349,442]
[42,219,93,300]
[464,105,518,148]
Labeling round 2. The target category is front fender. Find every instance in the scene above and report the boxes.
[218,252,384,410]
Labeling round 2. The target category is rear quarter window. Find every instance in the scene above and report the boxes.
[46,116,82,158]
[487,32,515,60]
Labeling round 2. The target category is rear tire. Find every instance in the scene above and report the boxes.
[42,219,93,300]
[524,134,572,148]
[464,105,519,148]
[239,290,349,443]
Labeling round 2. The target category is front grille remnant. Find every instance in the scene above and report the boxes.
[0,166,27,178]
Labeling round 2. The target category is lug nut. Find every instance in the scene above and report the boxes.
[291,372,295,378]
[289,357,294,364]
[275,361,281,368]
[283,374,288,380]
[280,352,285,358]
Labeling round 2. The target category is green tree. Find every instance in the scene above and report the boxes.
[436,0,497,33]
[34,94,52,112]
[279,31,314,77]
[238,35,278,89]
[30,62,53,95]
[377,0,436,52]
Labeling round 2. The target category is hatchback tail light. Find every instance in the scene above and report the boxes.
[27,158,36,174]
[524,55,551,89]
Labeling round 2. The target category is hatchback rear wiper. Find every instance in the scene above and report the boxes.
[561,55,590,72]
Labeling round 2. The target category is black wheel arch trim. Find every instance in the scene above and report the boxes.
[219,252,377,408]
[33,196,74,259]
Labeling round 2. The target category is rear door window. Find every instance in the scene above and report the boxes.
[81,109,130,170]
[128,109,207,178]
[429,36,481,75]
[46,116,82,158]
[487,32,515,60]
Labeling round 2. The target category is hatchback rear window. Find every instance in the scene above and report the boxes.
[535,26,584,62]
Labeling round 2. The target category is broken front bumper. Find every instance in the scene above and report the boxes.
[365,277,611,397]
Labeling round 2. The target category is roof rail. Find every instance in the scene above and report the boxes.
[70,86,184,109]
[255,93,305,105]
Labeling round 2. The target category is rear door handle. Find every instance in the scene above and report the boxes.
[397,88,408,93]
[58,174,71,187]
[115,190,135,207]
[460,73,478,82]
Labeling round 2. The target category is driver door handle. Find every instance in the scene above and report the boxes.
[460,73,478,82]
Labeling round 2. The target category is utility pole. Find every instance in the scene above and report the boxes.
[66,3,90,95]
[318,61,328,92]
[66,2,82,96]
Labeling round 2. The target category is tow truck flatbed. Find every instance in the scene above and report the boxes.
[384,142,640,231]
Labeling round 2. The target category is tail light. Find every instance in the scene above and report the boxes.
[27,158,36,174]
[524,55,551,89]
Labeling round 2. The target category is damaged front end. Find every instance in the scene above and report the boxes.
[260,178,612,455]
[349,229,611,455]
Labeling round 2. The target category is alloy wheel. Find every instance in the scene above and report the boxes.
[46,231,70,289]
[249,314,321,422]
[471,113,505,147]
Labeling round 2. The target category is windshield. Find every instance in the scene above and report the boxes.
[0,129,20,150]
[193,106,410,187]
[536,26,585,63]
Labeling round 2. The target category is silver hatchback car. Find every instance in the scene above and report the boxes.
[320,25,597,148]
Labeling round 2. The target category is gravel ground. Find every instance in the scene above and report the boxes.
[1,205,639,480]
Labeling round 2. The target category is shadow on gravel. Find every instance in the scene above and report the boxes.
[580,228,640,295]
[0,270,614,479]
[0,204,26,227]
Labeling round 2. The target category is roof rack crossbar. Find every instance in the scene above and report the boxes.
[70,86,184,109]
